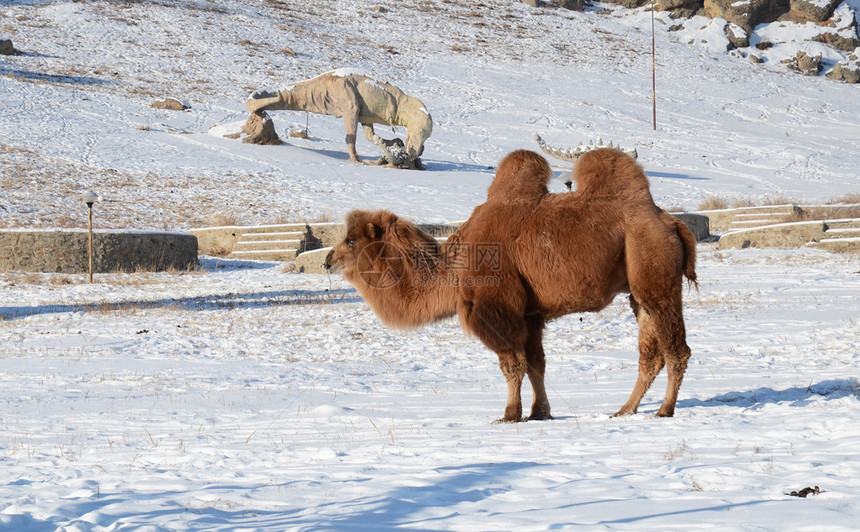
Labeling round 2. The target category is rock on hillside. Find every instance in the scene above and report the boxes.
[522,0,860,83]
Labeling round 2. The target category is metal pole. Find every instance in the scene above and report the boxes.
[651,1,657,131]
[87,202,94,283]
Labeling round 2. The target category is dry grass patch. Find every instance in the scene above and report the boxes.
[698,195,729,210]
[205,211,244,227]
[829,193,860,204]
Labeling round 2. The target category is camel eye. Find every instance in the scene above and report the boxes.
[346,238,356,248]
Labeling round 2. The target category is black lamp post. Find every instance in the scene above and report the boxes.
[82,191,98,283]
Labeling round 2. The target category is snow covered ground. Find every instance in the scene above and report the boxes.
[1,0,859,530]
[2,247,859,530]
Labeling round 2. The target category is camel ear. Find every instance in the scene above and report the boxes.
[364,222,381,241]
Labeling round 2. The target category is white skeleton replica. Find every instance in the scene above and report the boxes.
[535,134,639,190]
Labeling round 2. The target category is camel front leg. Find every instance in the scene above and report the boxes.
[462,298,529,423]
[496,350,527,423]
[343,115,362,162]
[525,315,551,420]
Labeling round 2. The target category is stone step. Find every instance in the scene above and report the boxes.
[228,249,299,261]
[733,209,795,217]
[730,218,787,227]
[807,237,860,253]
[233,239,302,251]
[235,224,309,234]
[729,211,795,228]
[824,219,860,231]
[820,231,860,241]
[239,231,304,242]
[819,220,860,243]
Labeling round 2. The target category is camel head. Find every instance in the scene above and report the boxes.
[324,210,440,289]
[324,209,457,329]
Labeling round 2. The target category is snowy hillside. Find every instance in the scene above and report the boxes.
[1,1,859,530]
[1,0,858,229]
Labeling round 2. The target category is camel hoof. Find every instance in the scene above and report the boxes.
[492,416,525,424]
[527,405,553,421]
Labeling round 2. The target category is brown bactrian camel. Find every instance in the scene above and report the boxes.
[325,148,697,422]
[245,69,432,169]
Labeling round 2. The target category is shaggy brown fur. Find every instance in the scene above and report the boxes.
[326,148,697,422]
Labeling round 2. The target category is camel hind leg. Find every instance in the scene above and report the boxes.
[614,295,691,418]
[654,304,691,417]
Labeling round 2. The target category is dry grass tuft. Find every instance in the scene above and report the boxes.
[698,195,729,210]
[829,193,860,204]
[206,212,244,227]
[760,195,795,206]
[663,439,689,461]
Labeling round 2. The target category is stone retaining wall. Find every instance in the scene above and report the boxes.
[0,229,198,273]
[717,221,826,249]
[699,204,860,233]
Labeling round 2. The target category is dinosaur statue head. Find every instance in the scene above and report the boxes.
[405,108,432,160]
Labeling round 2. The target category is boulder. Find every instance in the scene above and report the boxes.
[726,23,750,48]
[811,4,860,52]
[0,38,14,55]
[789,0,840,22]
[151,97,190,111]
[551,0,586,9]
[794,50,823,75]
[521,0,586,8]
[704,0,787,31]
[826,62,860,83]
[704,0,756,31]
[672,213,711,241]
[242,111,281,145]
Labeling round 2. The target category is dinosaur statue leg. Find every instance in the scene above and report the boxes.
[343,115,361,162]
[362,123,379,144]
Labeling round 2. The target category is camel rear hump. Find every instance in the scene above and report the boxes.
[573,148,652,201]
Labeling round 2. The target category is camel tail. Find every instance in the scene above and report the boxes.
[673,217,698,287]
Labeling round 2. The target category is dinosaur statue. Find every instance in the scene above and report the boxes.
[246,69,433,169]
